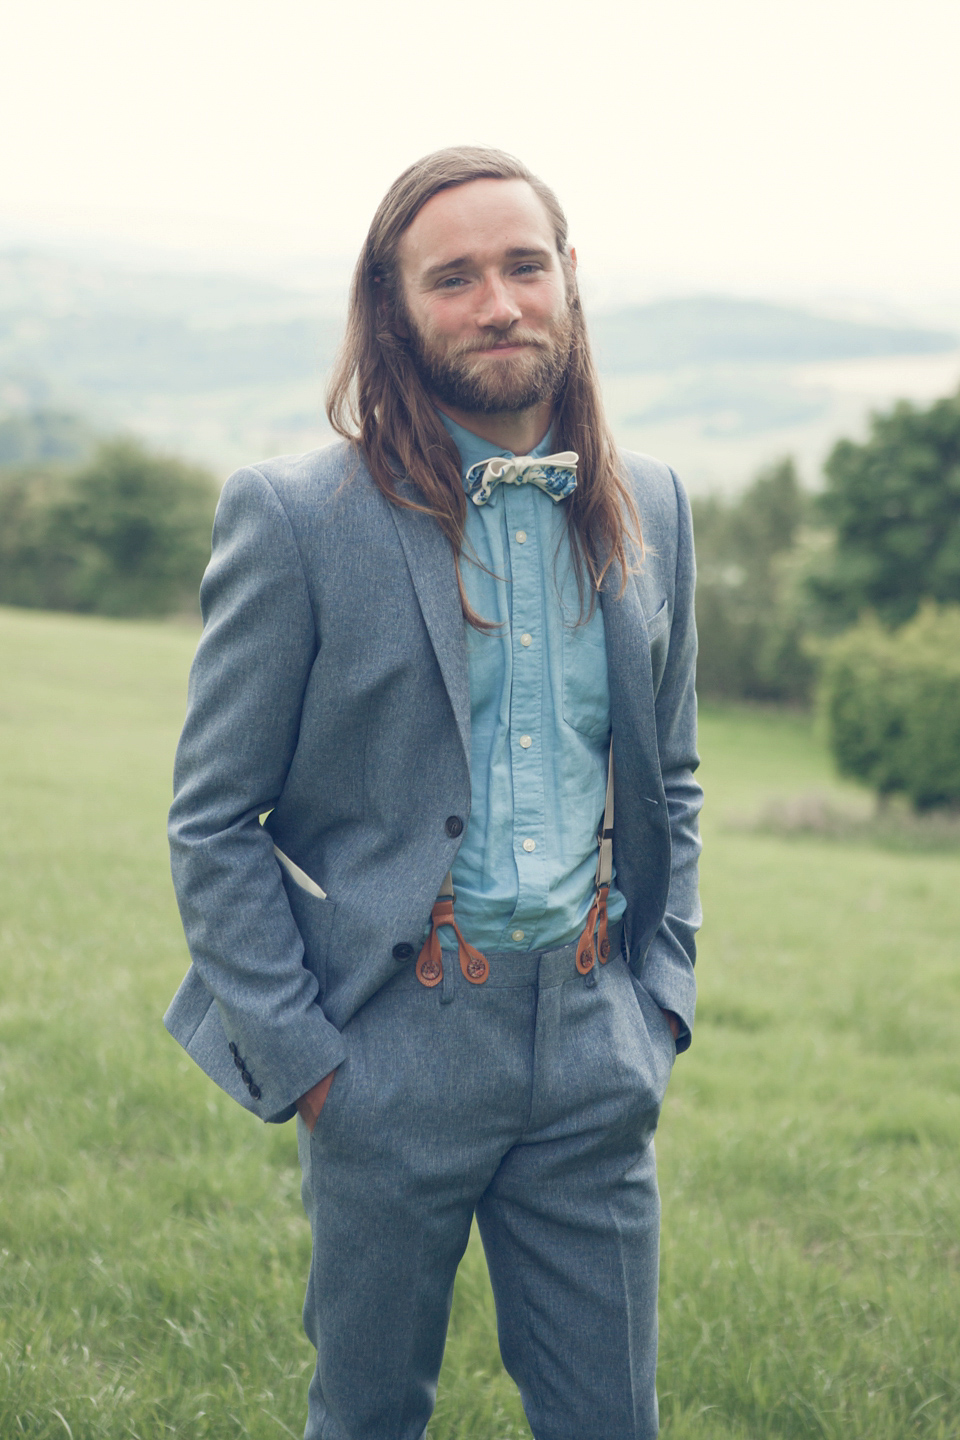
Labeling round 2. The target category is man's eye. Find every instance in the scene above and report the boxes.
[514,264,541,276]
[439,276,467,289]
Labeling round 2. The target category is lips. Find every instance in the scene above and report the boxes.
[463,331,545,356]
[471,340,543,356]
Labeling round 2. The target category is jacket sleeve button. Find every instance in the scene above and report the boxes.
[445,815,464,837]
[229,1041,239,1056]
[392,942,415,961]
[250,1084,261,1100]
[233,1053,244,1070]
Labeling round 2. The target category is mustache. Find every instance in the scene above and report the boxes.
[453,330,548,356]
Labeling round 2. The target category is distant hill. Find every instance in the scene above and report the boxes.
[0,310,342,396]
[589,297,957,372]
[0,250,343,402]
[2,247,958,485]
[1,251,955,411]
[0,407,96,466]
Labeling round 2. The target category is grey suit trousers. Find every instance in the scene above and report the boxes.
[297,924,675,1440]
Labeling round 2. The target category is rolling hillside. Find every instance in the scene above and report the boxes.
[2,247,959,489]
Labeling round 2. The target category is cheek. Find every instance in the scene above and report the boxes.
[418,299,473,347]
[523,280,569,327]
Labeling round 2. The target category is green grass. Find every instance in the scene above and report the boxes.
[1,607,958,1439]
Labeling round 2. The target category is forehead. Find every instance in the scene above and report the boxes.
[398,177,558,276]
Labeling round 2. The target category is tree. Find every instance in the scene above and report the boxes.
[50,439,219,616]
[809,388,960,628]
[692,458,818,703]
[0,463,77,609]
[0,436,218,617]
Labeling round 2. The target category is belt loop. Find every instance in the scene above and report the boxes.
[440,957,456,1005]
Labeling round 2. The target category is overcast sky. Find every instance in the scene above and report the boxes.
[3,0,959,305]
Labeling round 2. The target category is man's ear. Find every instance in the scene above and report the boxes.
[570,245,578,274]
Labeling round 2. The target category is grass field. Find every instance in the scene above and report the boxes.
[1,605,958,1440]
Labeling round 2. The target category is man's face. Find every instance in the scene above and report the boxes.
[396,177,575,416]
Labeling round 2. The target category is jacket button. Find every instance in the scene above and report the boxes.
[250,1084,261,1100]
[445,815,463,837]
[392,942,415,961]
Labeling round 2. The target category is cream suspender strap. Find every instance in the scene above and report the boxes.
[597,739,615,889]
[575,740,615,975]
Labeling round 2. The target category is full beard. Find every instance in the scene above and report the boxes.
[406,311,575,416]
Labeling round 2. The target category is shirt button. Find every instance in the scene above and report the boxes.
[519,735,532,749]
[520,633,533,647]
[512,929,525,942]
[522,838,536,852]
[515,530,527,544]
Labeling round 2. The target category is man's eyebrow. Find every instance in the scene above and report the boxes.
[421,247,554,283]
[422,256,471,282]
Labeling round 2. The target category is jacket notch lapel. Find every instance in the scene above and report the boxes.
[601,567,662,795]
[601,568,671,956]
[388,497,471,764]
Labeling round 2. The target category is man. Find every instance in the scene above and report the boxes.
[166,145,701,1440]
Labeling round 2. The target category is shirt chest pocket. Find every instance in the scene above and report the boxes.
[561,617,611,741]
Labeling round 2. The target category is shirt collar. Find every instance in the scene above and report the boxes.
[438,410,556,490]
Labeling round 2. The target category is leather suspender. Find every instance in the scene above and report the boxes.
[416,869,490,987]
[416,741,615,985]
[575,742,614,975]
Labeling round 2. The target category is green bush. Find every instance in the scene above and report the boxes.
[0,437,218,617]
[819,604,960,810]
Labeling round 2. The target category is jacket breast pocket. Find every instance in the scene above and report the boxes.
[645,600,670,691]
[645,600,669,641]
[561,617,611,741]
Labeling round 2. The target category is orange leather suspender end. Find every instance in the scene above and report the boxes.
[575,883,611,975]
[416,894,490,987]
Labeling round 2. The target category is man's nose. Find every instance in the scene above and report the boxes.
[476,276,522,329]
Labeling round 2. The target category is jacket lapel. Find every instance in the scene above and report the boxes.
[601,569,671,955]
[601,569,661,788]
[389,497,471,765]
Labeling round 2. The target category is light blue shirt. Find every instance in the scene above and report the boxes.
[439,412,626,953]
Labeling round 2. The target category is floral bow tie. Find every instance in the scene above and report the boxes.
[464,451,579,507]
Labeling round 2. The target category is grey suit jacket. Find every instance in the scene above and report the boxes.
[165,441,702,1123]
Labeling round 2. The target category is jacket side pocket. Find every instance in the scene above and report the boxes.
[278,862,337,1001]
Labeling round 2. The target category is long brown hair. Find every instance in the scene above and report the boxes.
[326,145,642,626]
